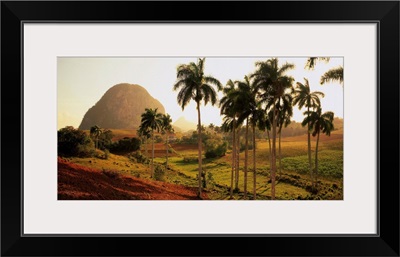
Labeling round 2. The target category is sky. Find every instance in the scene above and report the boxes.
[57,57,343,130]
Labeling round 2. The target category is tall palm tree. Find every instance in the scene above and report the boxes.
[173,58,222,197]
[235,76,254,199]
[303,108,334,187]
[293,78,325,189]
[140,108,163,178]
[320,66,343,85]
[276,92,293,176]
[236,75,263,200]
[138,124,151,165]
[90,125,102,149]
[252,58,295,200]
[220,79,238,198]
[221,115,236,199]
[249,107,264,200]
[305,57,330,70]
[161,114,173,168]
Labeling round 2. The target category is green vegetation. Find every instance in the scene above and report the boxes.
[282,150,343,178]
[58,126,94,157]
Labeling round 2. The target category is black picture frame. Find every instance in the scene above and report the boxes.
[1,1,399,256]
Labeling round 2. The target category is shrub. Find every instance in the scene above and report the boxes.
[204,138,227,159]
[154,165,165,181]
[129,151,148,164]
[183,156,198,163]
[58,126,94,157]
[207,172,215,189]
[110,137,141,154]
[97,129,114,150]
[104,149,110,160]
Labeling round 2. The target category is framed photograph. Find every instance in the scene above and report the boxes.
[2,1,399,256]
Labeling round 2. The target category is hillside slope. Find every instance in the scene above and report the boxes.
[58,157,206,200]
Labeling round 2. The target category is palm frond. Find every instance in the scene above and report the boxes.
[320,66,343,85]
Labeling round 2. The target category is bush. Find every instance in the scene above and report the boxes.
[104,149,110,160]
[129,151,149,164]
[183,156,198,163]
[110,137,141,154]
[58,126,94,157]
[204,138,227,159]
[154,165,165,181]
[97,129,114,150]
[207,172,215,189]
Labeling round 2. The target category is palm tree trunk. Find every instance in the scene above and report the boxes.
[165,132,169,167]
[252,124,256,200]
[244,118,249,199]
[196,101,203,198]
[314,130,320,190]
[307,106,313,190]
[271,105,277,200]
[267,130,272,178]
[145,137,149,167]
[278,125,283,178]
[151,130,155,178]
[230,120,236,199]
[235,126,240,191]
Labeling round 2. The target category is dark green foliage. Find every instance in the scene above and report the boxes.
[110,137,141,154]
[205,138,227,159]
[98,129,114,150]
[58,126,94,157]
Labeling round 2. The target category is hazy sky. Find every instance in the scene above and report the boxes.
[57,57,343,129]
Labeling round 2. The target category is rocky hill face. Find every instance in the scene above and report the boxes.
[79,83,165,130]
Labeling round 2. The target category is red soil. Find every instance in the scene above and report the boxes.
[58,157,207,200]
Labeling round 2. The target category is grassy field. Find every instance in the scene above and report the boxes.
[66,129,343,200]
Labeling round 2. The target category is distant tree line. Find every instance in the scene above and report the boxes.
[58,125,141,157]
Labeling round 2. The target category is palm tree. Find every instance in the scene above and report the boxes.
[173,58,222,197]
[234,76,254,199]
[276,92,293,176]
[257,111,272,177]
[90,125,102,149]
[140,108,163,178]
[320,66,343,85]
[252,58,295,200]
[220,79,238,198]
[221,115,236,199]
[249,107,264,200]
[293,78,325,189]
[305,57,330,70]
[235,75,263,200]
[303,108,334,187]
[138,124,151,164]
[161,114,173,168]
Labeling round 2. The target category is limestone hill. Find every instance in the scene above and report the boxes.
[79,83,165,130]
